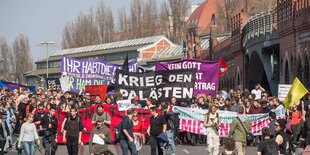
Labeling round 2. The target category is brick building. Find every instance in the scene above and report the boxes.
[277,0,310,88]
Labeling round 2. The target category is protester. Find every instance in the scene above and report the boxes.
[89,117,113,155]
[63,108,84,155]
[164,103,179,155]
[289,104,302,143]
[94,95,102,105]
[40,106,58,155]
[119,109,137,155]
[251,84,265,100]
[275,119,295,155]
[257,127,279,155]
[91,105,111,129]
[131,96,142,108]
[268,111,277,138]
[144,98,154,109]
[204,104,220,155]
[18,113,40,155]
[0,113,10,155]
[3,101,15,147]
[147,106,167,155]
[228,106,251,155]
[222,138,236,155]
[304,93,310,147]
[84,93,94,106]
[132,112,145,151]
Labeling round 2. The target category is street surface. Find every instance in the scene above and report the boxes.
[6,144,265,155]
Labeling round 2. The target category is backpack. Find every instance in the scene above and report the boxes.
[264,139,279,155]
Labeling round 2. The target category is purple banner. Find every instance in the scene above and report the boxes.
[155,59,219,96]
[60,57,137,93]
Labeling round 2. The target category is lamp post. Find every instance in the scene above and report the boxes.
[40,41,54,78]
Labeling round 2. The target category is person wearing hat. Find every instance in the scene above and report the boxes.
[275,119,295,155]
[131,96,141,109]
[89,117,113,155]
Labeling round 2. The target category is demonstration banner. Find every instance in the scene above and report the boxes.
[278,84,292,102]
[56,104,286,143]
[155,59,219,96]
[56,104,157,143]
[0,80,36,93]
[60,57,137,93]
[114,69,196,101]
[173,105,286,136]
[46,78,61,90]
[85,84,108,101]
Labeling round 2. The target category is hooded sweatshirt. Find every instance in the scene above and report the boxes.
[228,114,252,143]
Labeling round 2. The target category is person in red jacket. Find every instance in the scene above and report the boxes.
[290,104,302,143]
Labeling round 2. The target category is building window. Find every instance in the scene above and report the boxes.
[285,60,290,84]
[303,52,309,88]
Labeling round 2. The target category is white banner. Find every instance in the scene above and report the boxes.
[173,105,286,137]
[278,84,292,101]
[117,100,132,111]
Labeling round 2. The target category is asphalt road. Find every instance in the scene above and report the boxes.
[6,144,267,155]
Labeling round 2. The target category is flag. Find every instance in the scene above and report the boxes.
[85,85,108,101]
[122,55,129,72]
[218,58,228,77]
[283,78,309,108]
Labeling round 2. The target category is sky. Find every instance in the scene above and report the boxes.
[0,0,204,62]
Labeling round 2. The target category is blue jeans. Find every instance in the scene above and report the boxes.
[120,139,137,155]
[166,130,175,154]
[23,141,35,155]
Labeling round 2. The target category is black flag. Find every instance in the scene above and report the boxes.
[122,55,129,72]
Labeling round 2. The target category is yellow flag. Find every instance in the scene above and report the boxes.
[283,77,309,108]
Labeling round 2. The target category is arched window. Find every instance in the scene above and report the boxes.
[285,60,290,84]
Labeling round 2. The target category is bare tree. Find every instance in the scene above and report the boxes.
[0,37,13,81]
[168,0,190,44]
[159,0,171,38]
[117,7,130,41]
[12,35,33,83]
[142,0,158,37]
[96,1,115,43]
[62,10,100,49]
[130,0,143,38]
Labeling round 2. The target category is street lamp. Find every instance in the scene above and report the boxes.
[40,41,54,78]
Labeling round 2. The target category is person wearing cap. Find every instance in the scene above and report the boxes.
[228,106,251,155]
[89,117,113,155]
[131,96,141,109]
[275,119,295,155]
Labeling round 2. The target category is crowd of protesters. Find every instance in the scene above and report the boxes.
[0,83,308,155]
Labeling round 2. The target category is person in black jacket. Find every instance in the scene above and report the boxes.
[0,113,9,155]
[40,106,58,155]
[63,108,84,155]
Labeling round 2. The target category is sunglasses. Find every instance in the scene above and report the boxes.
[134,115,138,117]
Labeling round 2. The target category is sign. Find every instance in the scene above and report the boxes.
[156,59,219,96]
[0,80,35,93]
[46,78,61,90]
[114,69,196,101]
[116,100,132,111]
[60,57,137,93]
[173,105,286,136]
[278,84,292,101]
